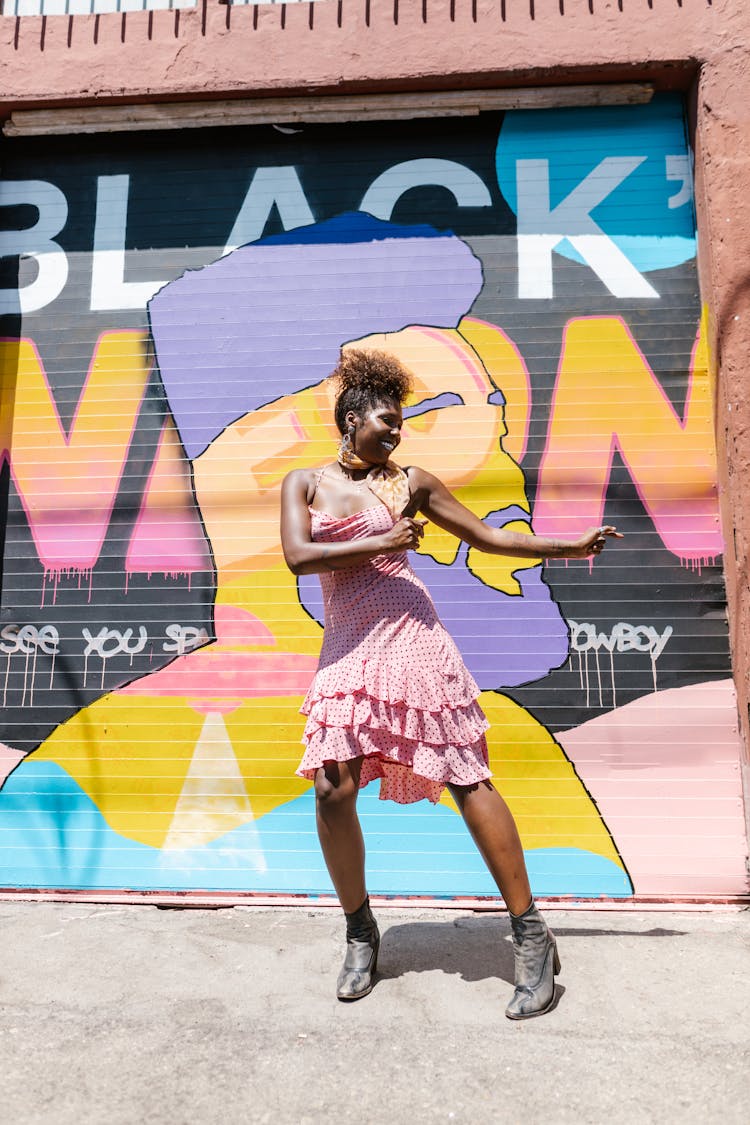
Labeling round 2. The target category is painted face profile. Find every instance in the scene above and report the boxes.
[189,320,528,578]
[344,326,518,488]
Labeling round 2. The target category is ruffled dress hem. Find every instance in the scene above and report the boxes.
[298,689,491,805]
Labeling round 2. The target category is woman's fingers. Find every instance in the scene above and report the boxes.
[588,525,623,555]
[401,517,427,544]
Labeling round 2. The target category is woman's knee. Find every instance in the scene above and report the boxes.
[314,763,359,810]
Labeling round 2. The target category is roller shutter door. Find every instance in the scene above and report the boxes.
[0,95,746,901]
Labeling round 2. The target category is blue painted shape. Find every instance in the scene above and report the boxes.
[403,391,465,418]
[255,211,449,246]
[496,94,696,273]
[0,761,631,897]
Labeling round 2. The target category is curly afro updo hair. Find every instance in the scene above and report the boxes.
[331,348,414,435]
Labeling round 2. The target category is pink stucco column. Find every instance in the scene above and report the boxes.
[693,55,750,832]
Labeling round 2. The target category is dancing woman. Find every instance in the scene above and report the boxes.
[280,349,620,1019]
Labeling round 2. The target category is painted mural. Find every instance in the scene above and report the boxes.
[0,95,746,898]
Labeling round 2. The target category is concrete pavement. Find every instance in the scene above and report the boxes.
[0,902,748,1124]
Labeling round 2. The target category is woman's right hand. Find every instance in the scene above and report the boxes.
[382,517,428,552]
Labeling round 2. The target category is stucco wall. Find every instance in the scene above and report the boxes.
[0,1,744,108]
[692,69,750,792]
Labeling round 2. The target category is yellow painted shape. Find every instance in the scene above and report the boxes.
[34,693,310,848]
[224,699,311,820]
[416,447,530,574]
[35,686,621,864]
[215,562,323,658]
[350,326,503,482]
[440,691,624,868]
[34,695,204,847]
[457,316,531,464]
[192,383,338,579]
[466,520,540,596]
[0,340,18,457]
[193,323,534,582]
[348,325,532,584]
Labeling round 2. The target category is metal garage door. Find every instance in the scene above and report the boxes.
[0,94,746,900]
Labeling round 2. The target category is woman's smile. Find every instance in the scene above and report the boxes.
[350,401,403,462]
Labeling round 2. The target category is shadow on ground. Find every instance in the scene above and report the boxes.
[378,915,689,986]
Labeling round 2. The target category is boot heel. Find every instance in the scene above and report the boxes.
[552,941,561,975]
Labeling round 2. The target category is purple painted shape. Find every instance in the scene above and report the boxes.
[299,507,569,689]
[148,213,483,459]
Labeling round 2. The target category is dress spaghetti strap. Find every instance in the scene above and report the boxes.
[308,465,329,506]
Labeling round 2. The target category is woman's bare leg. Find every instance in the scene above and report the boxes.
[448,779,532,916]
[315,758,367,913]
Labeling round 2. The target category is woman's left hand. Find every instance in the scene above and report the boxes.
[571,525,623,558]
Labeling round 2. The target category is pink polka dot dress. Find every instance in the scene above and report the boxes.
[297,498,491,804]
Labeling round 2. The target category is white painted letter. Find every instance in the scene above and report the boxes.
[360,159,492,220]
[516,157,659,300]
[224,167,315,255]
[666,155,693,210]
[90,175,168,311]
[0,181,69,314]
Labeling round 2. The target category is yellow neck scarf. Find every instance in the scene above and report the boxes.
[338,443,410,520]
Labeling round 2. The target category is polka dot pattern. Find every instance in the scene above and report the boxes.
[297,501,492,804]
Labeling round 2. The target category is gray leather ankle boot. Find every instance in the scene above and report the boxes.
[336,896,380,1001]
[505,900,561,1020]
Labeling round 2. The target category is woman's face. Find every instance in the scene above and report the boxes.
[347,399,403,466]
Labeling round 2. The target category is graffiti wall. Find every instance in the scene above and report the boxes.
[0,95,747,899]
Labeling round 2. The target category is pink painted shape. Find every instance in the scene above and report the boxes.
[557,679,749,896]
[0,743,28,788]
[119,650,318,700]
[126,419,212,575]
[287,410,306,441]
[118,607,316,703]
[188,700,246,716]
[418,326,488,393]
[214,605,274,647]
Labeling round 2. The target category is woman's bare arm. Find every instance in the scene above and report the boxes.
[280,470,426,575]
[407,466,622,559]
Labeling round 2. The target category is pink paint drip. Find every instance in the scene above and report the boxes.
[678,554,719,576]
[124,569,196,595]
[41,566,94,608]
